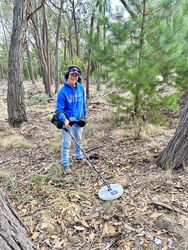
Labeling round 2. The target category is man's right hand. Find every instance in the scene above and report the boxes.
[64,119,71,129]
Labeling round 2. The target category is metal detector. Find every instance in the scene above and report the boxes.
[65,128,124,201]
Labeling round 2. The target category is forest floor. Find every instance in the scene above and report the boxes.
[0,81,188,250]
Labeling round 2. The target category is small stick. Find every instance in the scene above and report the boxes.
[150,200,188,217]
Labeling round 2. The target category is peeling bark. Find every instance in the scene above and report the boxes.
[156,101,188,170]
[7,0,30,127]
[0,190,36,250]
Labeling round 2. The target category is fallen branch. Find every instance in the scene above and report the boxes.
[86,145,104,153]
[150,200,188,217]
[131,185,146,199]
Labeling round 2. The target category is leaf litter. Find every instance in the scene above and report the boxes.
[0,82,188,249]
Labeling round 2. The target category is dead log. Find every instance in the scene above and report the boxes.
[0,190,36,250]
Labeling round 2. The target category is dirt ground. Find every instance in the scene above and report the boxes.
[0,81,188,250]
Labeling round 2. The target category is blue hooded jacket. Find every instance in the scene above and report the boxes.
[56,82,87,122]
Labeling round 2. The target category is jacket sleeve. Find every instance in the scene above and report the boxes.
[55,90,67,122]
[83,87,87,119]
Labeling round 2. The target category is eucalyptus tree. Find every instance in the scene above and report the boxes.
[52,0,64,93]
[95,0,108,91]
[69,0,81,57]
[86,9,94,99]
[85,0,109,99]
[0,1,13,79]
[0,9,8,51]
[85,0,99,99]
[7,0,31,127]
[156,100,188,170]
[61,0,90,62]
[26,40,36,84]
[0,190,36,249]
[30,0,52,96]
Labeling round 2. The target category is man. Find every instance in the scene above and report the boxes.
[56,66,87,172]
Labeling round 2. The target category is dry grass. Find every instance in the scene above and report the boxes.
[48,142,61,154]
[0,99,8,119]
[47,127,61,154]
[100,112,115,122]
[140,123,162,139]
[109,123,162,143]
[0,170,10,182]
[111,128,131,143]
[0,135,34,149]
[84,123,97,138]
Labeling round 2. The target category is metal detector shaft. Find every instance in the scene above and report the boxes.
[65,129,112,191]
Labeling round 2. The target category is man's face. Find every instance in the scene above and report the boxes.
[68,73,79,84]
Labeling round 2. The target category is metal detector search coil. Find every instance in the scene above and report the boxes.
[65,128,124,201]
[98,184,124,201]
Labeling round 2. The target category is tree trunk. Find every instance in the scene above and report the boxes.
[134,0,146,116]
[119,0,137,19]
[95,0,102,92]
[31,0,52,96]
[86,13,94,100]
[0,190,36,250]
[54,0,63,93]
[42,3,52,96]
[0,7,8,78]
[64,38,67,65]
[156,101,188,170]
[103,0,107,44]
[71,0,80,57]
[68,29,74,60]
[26,41,36,84]
[0,9,8,51]
[7,0,30,127]
[24,56,30,80]
[0,63,4,79]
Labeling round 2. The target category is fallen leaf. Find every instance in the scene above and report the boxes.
[102,223,117,237]
[69,235,82,244]
[54,239,64,249]
[89,232,95,242]
[123,223,135,231]
[50,235,59,239]
[73,225,85,231]
[68,192,81,201]
[161,245,168,250]
[40,222,49,230]
[31,231,40,240]
[48,179,54,185]
[150,212,163,219]
[80,219,90,228]
[124,243,132,250]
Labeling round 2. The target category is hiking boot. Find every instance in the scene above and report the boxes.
[63,167,72,175]
[59,162,72,174]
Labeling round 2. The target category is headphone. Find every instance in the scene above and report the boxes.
[64,65,82,82]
